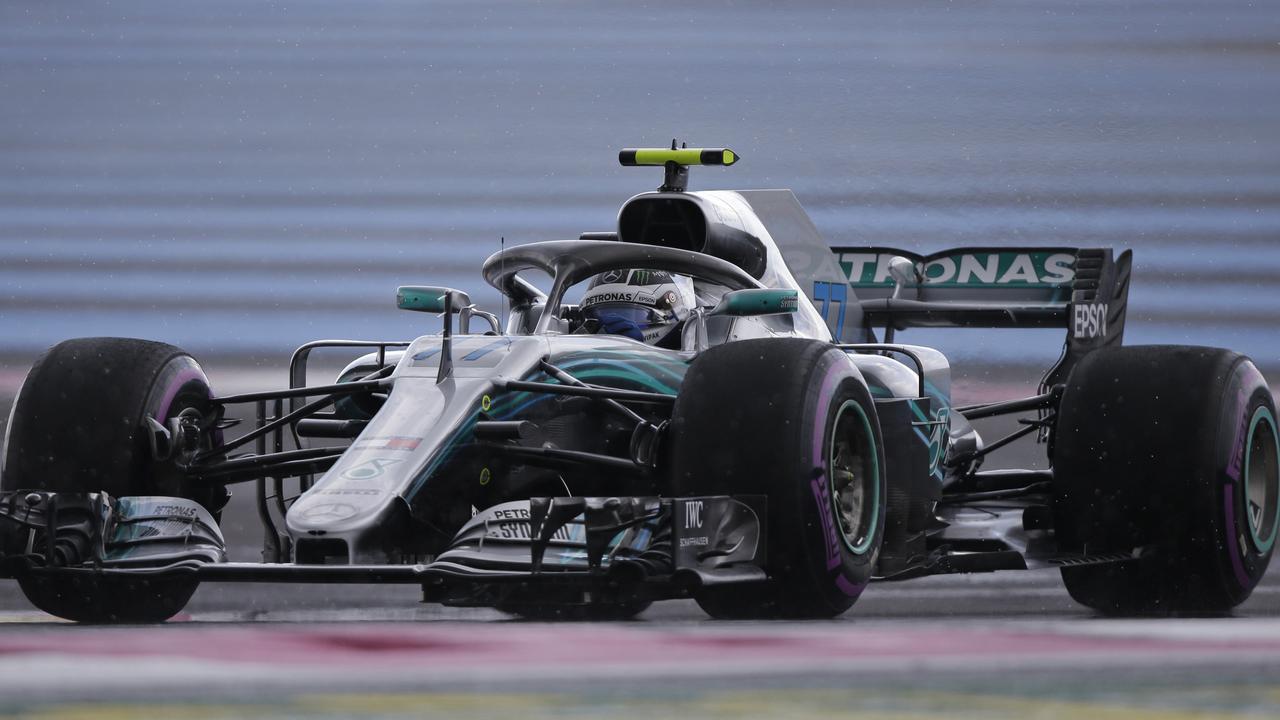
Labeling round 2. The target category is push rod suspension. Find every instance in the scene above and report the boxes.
[196,388,373,463]
[950,418,1048,468]
[501,380,676,406]
[198,455,342,485]
[954,389,1058,420]
[475,442,647,476]
[212,378,387,406]
[538,360,647,424]
[189,446,346,482]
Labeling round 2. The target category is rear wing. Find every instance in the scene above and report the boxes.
[829,246,1132,387]
[702,190,1131,387]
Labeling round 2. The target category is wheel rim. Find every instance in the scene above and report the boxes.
[828,400,879,555]
[1244,406,1280,554]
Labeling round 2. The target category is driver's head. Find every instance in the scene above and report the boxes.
[580,269,694,345]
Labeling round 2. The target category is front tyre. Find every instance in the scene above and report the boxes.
[669,339,886,619]
[1053,345,1280,615]
[3,338,221,623]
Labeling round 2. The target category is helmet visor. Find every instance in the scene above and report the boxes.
[582,303,672,327]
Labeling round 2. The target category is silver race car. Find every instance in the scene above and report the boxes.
[2,146,1277,621]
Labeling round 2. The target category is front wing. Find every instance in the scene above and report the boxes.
[0,491,767,606]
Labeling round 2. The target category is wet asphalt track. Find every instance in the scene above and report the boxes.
[3,0,1280,716]
[3,378,1280,718]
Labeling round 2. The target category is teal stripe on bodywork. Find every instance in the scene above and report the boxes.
[490,392,555,421]
[922,379,949,411]
[405,407,481,500]
[555,354,687,389]
[563,367,678,394]
[408,350,689,497]
[908,397,947,481]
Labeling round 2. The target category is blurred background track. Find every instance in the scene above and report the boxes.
[1,0,1278,367]
[1,3,1279,716]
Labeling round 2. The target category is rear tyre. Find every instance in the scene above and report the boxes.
[2,338,222,623]
[1053,345,1279,615]
[669,338,885,619]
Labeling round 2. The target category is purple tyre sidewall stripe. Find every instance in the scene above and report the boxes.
[154,366,208,419]
[810,354,869,599]
[810,359,842,470]
[1224,484,1252,589]
[1223,361,1271,592]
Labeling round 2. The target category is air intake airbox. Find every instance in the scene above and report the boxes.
[617,193,767,278]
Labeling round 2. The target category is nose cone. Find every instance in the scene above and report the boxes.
[286,486,399,536]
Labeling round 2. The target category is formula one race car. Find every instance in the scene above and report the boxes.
[2,146,1277,622]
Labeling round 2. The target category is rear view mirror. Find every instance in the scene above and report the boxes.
[397,286,471,313]
[397,285,501,340]
[708,288,798,317]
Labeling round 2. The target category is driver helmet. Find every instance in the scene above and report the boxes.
[580,269,695,345]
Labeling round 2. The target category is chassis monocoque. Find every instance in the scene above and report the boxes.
[2,148,1277,621]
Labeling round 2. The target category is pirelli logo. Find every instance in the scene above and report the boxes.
[1073,302,1108,340]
